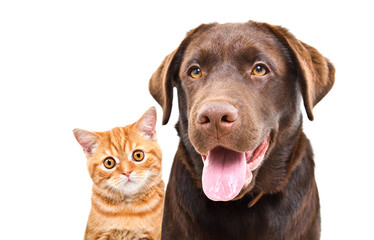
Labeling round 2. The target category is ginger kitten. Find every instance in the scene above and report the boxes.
[73,107,164,240]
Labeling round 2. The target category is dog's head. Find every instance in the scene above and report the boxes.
[149,21,334,201]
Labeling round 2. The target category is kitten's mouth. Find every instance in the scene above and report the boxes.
[122,175,135,185]
[201,134,270,201]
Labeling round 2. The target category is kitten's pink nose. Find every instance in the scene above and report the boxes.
[123,170,132,177]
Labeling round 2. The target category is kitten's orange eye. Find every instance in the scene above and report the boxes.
[132,150,145,162]
[252,64,268,76]
[189,67,202,79]
[103,157,116,169]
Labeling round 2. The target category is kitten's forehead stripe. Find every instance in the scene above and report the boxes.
[125,139,132,161]
[110,145,117,156]
[104,150,112,156]
[121,127,126,149]
[109,127,127,158]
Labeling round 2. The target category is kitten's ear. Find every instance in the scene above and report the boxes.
[135,107,157,141]
[73,129,100,155]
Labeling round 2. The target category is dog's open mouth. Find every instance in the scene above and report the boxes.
[201,134,270,201]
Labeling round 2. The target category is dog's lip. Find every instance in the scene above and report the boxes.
[201,133,270,166]
[246,134,270,168]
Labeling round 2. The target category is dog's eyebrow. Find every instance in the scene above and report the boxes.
[255,53,278,70]
[185,58,199,66]
[235,47,282,75]
[199,49,220,67]
[184,49,220,69]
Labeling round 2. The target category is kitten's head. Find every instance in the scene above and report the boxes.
[73,107,162,197]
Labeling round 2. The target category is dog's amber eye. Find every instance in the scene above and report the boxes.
[132,150,145,162]
[190,67,202,79]
[252,65,267,76]
[103,157,116,169]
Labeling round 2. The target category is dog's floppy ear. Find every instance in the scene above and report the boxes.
[149,23,217,125]
[264,23,335,121]
[149,49,177,125]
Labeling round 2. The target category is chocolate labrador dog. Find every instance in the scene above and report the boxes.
[149,21,334,240]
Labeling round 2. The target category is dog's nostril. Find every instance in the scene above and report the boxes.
[198,115,210,124]
[221,114,236,123]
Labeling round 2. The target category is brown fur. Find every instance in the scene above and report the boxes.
[74,107,164,240]
[149,21,334,239]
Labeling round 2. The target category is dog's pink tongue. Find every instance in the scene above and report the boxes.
[202,147,246,201]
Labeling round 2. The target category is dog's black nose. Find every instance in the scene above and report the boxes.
[197,102,238,137]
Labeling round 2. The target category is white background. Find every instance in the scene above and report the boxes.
[1,0,373,239]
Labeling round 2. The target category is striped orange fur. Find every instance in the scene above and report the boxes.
[74,107,164,240]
